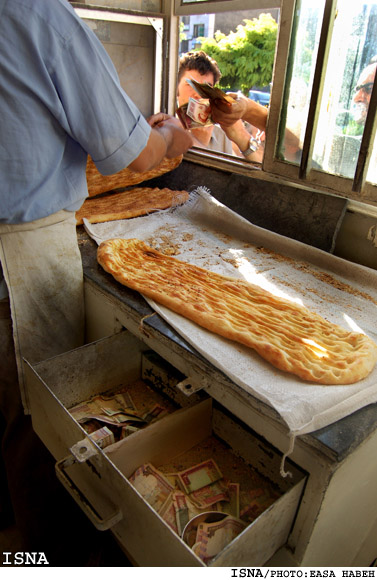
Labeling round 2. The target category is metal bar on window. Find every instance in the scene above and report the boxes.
[299,0,337,180]
[262,0,296,174]
[174,0,281,17]
[352,82,377,193]
[72,3,164,18]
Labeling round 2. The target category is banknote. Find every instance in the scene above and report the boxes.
[177,459,223,494]
[95,393,136,416]
[142,404,168,424]
[159,490,203,536]
[92,412,147,426]
[215,482,240,518]
[195,515,246,563]
[89,426,115,449]
[176,102,213,129]
[190,479,230,509]
[173,491,190,535]
[159,492,179,534]
[120,424,139,438]
[185,79,236,104]
[69,392,167,432]
[186,97,211,125]
[115,391,137,412]
[70,392,141,424]
[69,401,96,423]
[185,495,204,523]
[164,472,180,488]
[129,463,174,512]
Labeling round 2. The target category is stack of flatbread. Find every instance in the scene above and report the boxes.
[77,155,188,225]
[86,154,183,197]
[76,187,189,225]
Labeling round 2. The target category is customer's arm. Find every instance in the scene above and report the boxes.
[221,119,265,162]
[211,93,268,131]
[211,93,300,161]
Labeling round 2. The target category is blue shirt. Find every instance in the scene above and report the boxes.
[0,0,151,223]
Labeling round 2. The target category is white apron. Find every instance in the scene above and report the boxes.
[0,210,84,412]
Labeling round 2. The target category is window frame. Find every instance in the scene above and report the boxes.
[174,0,281,17]
[264,0,377,207]
[72,3,168,115]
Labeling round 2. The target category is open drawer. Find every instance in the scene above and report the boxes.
[25,331,306,567]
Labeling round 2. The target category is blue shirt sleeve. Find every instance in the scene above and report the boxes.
[0,0,152,222]
[49,19,152,175]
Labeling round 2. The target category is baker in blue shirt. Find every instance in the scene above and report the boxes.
[0,0,193,563]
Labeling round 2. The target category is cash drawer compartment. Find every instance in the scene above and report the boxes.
[25,331,306,567]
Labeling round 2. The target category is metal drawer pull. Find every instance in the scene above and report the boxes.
[55,438,123,531]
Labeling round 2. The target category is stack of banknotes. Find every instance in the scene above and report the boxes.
[129,458,278,564]
[69,392,168,447]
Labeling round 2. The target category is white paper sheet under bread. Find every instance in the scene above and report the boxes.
[85,188,377,436]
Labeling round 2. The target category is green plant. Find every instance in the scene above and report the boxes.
[180,21,187,42]
[199,13,278,94]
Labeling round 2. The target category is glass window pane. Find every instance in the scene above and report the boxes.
[367,134,377,184]
[313,1,377,178]
[279,0,377,181]
[277,0,325,164]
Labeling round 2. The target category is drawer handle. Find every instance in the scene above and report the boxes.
[176,376,209,395]
[55,441,123,531]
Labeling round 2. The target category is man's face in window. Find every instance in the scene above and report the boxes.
[353,62,377,124]
[177,69,215,108]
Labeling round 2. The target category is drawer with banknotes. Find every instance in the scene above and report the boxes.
[25,330,306,567]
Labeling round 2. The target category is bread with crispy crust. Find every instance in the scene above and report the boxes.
[86,155,183,198]
[76,187,189,225]
[97,238,377,385]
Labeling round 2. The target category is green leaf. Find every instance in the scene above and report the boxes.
[200,13,277,92]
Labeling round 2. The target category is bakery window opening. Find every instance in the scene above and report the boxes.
[176,6,280,163]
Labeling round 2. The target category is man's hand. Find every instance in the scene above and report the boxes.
[211,93,249,127]
[211,93,268,132]
[147,112,171,128]
[153,114,194,158]
[129,113,194,172]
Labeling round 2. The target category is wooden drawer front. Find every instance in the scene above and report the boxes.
[25,331,306,566]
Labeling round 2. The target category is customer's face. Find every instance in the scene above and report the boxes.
[177,69,215,107]
[353,63,377,123]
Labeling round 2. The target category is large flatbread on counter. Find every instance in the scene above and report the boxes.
[76,187,189,225]
[86,155,183,198]
[97,238,377,385]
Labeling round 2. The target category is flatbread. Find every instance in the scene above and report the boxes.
[97,238,377,385]
[76,187,189,225]
[86,155,183,198]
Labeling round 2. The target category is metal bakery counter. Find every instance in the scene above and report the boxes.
[25,162,377,567]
